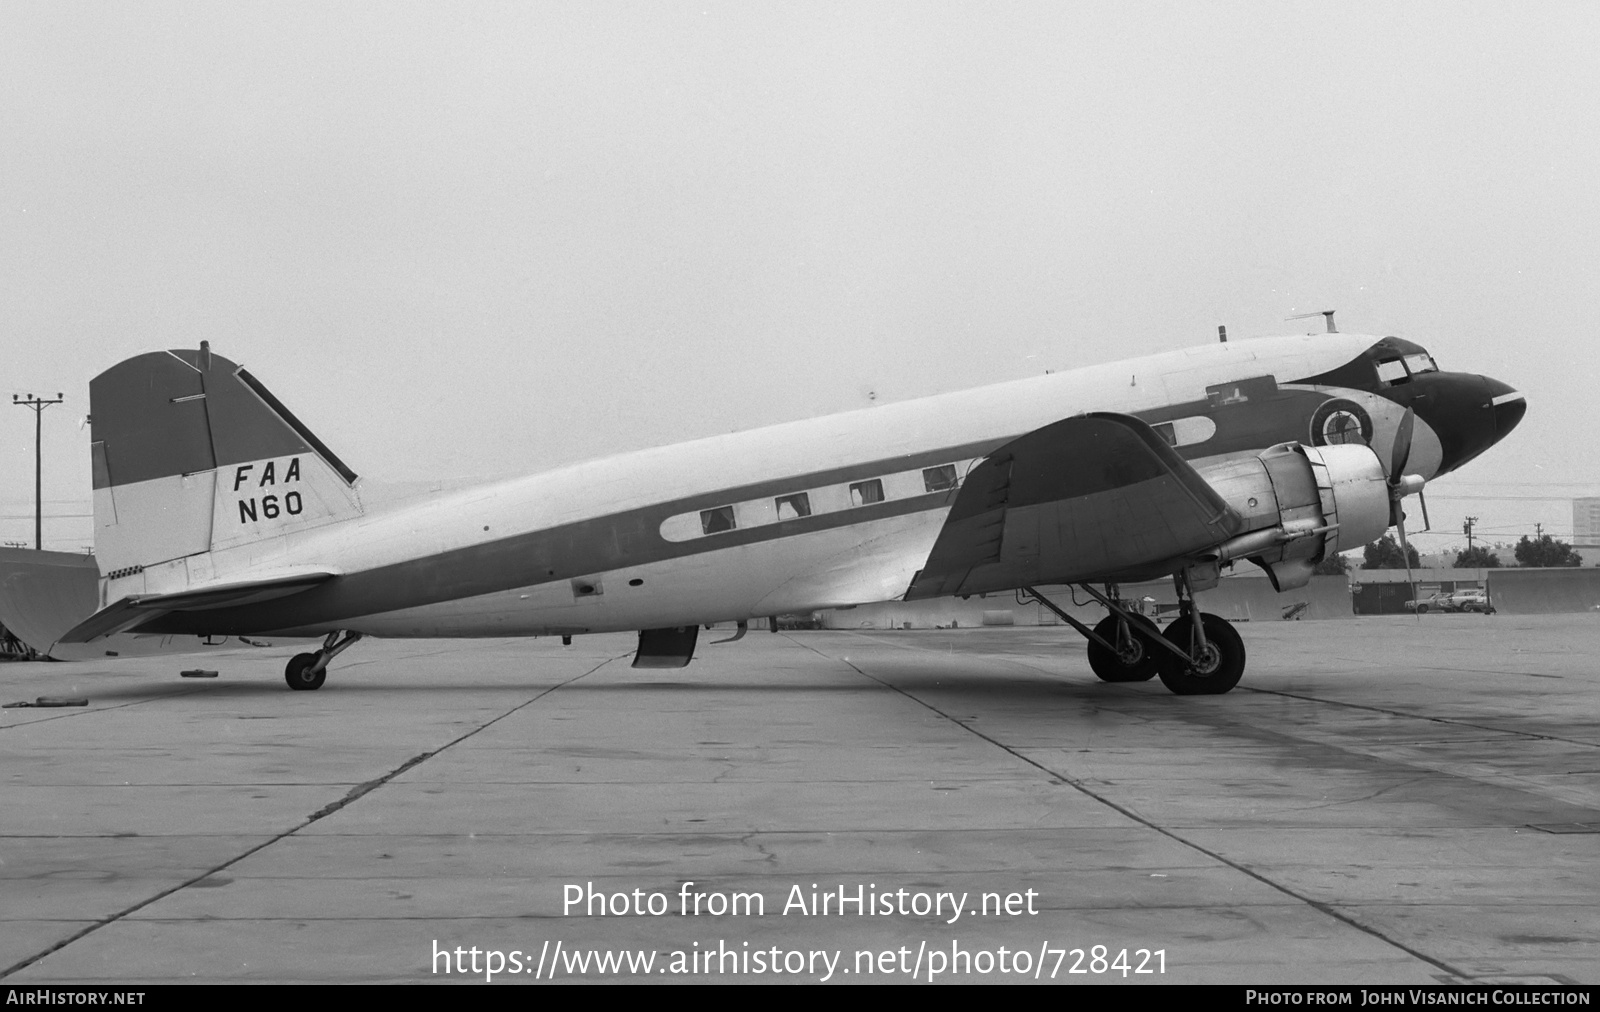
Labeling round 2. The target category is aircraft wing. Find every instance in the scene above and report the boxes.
[905,412,1242,599]
[0,548,100,652]
[57,570,338,643]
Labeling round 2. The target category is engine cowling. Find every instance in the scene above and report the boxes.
[1194,443,1391,591]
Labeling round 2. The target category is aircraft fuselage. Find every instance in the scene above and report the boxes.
[114,332,1517,640]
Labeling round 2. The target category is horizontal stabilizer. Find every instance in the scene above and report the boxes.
[906,412,1241,599]
[58,570,338,643]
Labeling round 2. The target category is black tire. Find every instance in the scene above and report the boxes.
[285,653,325,691]
[1156,613,1246,695]
[1086,614,1161,682]
[1415,604,1428,614]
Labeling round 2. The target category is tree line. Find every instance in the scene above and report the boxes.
[1313,534,1583,573]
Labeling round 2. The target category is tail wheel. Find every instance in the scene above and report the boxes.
[285,653,325,691]
[1156,614,1245,695]
[1086,614,1161,682]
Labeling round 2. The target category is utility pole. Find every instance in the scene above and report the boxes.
[12,393,64,550]
[1463,516,1478,551]
[1535,522,1543,540]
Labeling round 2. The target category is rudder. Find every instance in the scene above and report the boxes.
[91,343,363,577]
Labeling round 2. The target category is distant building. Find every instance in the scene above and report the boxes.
[1572,498,1600,563]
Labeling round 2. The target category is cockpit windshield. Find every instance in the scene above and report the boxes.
[1374,351,1440,385]
[1403,353,1438,375]
[1294,336,1445,394]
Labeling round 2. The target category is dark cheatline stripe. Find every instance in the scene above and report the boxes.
[136,447,1004,636]
[139,413,1240,637]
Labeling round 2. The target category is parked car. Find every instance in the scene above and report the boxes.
[1404,592,1453,614]
[1404,590,1494,614]
[1445,589,1495,614]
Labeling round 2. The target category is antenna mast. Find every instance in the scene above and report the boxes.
[1288,310,1338,333]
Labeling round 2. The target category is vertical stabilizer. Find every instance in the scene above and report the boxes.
[91,346,363,582]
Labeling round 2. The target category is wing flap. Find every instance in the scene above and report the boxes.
[57,570,337,643]
[906,413,1241,599]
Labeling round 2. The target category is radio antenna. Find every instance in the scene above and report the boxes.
[1288,310,1338,333]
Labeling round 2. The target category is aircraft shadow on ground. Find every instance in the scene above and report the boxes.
[9,667,1152,705]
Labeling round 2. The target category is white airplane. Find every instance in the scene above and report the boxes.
[0,329,1523,695]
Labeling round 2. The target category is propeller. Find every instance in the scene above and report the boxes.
[1387,407,1427,615]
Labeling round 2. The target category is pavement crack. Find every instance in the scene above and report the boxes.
[0,653,624,981]
[790,635,1473,982]
[1238,686,1600,750]
[305,751,436,823]
[0,687,213,732]
[741,832,780,867]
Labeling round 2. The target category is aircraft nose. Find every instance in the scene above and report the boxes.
[1409,373,1523,476]
[1486,376,1526,440]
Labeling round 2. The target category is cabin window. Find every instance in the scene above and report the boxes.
[700,505,736,534]
[1151,422,1177,446]
[923,464,959,492]
[775,492,812,519]
[850,479,885,506]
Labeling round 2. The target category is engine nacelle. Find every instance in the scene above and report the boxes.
[1194,443,1391,592]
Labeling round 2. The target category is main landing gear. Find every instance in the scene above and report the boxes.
[1025,577,1246,695]
[285,630,363,691]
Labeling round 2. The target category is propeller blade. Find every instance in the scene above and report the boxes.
[1396,512,1418,622]
[1389,406,1416,480]
[1419,489,1431,532]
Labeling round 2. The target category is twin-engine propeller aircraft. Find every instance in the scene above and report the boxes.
[1,329,1522,694]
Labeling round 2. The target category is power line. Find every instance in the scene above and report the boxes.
[11,393,64,550]
[1421,494,1594,501]
[0,513,92,519]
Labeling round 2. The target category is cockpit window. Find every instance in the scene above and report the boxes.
[1376,352,1439,386]
[1291,335,1437,393]
[1403,353,1438,375]
[1375,359,1409,384]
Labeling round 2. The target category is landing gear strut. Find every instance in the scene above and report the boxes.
[1155,572,1245,695]
[1086,612,1161,682]
[1079,585,1163,682]
[285,630,363,691]
[1026,578,1246,695]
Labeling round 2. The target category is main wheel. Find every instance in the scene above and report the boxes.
[1086,614,1161,682]
[285,653,325,691]
[1156,613,1245,695]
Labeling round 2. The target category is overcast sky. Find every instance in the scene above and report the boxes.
[3,2,1597,553]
